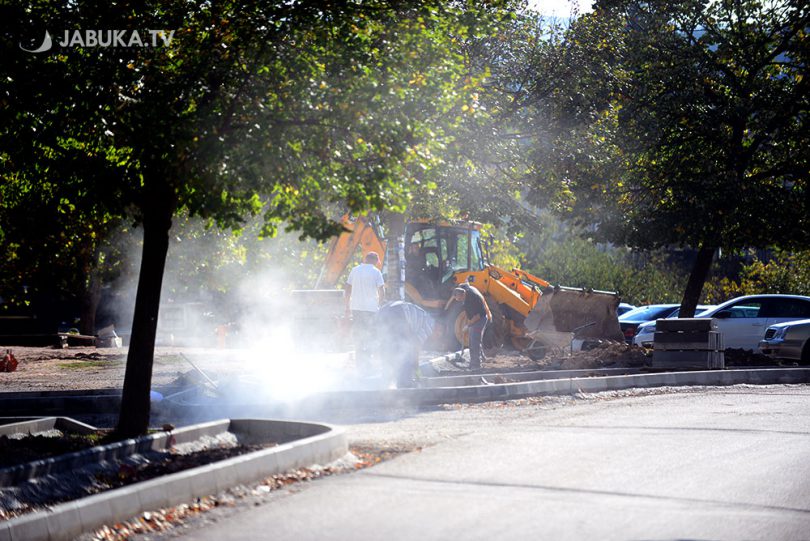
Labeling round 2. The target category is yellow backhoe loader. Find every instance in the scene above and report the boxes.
[302,215,623,356]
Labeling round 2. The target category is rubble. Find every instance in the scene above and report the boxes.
[441,342,651,375]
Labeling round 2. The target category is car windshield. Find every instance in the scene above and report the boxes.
[620,305,677,321]
[637,306,715,331]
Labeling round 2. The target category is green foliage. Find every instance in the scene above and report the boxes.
[516,213,686,304]
[526,0,809,251]
[1,1,523,435]
[161,212,326,301]
[2,1,516,242]
[0,171,123,322]
[705,250,810,301]
[405,4,544,231]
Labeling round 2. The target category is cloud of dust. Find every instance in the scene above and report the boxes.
[103,215,387,422]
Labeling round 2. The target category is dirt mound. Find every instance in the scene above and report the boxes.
[477,342,649,373]
[552,342,649,370]
[478,353,546,373]
[723,348,793,367]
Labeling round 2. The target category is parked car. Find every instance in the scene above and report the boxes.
[758,319,810,364]
[618,304,681,343]
[684,295,810,352]
[632,305,716,348]
[617,303,636,316]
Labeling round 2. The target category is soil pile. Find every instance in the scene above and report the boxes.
[476,341,649,374]
[551,342,650,370]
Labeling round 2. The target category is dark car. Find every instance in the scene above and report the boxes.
[618,304,681,343]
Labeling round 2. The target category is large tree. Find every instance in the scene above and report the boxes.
[2,0,513,436]
[525,0,809,315]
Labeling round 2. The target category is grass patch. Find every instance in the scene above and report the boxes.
[58,360,119,370]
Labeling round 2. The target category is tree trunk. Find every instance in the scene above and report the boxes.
[115,204,173,438]
[679,245,716,318]
[79,271,101,336]
[383,212,406,301]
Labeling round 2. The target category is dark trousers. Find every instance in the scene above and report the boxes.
[351,310,376,372]
[468,318,487,370]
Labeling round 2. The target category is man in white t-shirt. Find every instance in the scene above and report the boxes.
[345,252,385,373]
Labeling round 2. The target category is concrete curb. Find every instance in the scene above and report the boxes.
[291,367,810,412]
[1,419,347,541]
[158,368,810,422]
[0,416,97,437]
[419,367,647,388]
[409,367,810,405]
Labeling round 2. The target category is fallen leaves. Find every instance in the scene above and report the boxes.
[89,445,414,540]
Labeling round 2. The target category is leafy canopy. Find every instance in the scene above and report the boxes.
[2,1,516,241]
[525,0,809,252]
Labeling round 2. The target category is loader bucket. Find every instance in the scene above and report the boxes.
[524,286,624,344]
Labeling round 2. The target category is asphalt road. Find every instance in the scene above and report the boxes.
[175,385,810,541]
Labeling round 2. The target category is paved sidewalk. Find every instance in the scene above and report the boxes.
[174,385,810,541]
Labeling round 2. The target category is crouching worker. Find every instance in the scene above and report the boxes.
[450,284,491,370]
[374,301,434,388]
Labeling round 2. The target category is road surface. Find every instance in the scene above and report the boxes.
[172,385,810,540]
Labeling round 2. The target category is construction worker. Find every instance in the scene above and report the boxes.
[345,252,385,374]
[375,301,434,388]
[450,283,491,370]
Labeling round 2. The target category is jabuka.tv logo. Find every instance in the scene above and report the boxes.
[20,29,175,53]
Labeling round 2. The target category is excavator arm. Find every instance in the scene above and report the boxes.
[315,215,387,289]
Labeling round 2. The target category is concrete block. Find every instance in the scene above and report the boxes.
[106,486,144,526]
[657,318,717,332]
[8,512,49,541]
[164,474,194,509]
[136,479,171,511]
[76,496,113,536]
[654,331,722,351]
[273,445,303,472]
[231,455,264,485]
[653,350,724,369]
[214,460,239,492]
[45,502,84,541]
[188,464,220,499]
[0,417,55,437]
[54,417,98,435]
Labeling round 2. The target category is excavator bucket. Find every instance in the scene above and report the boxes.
[523,286,624,352]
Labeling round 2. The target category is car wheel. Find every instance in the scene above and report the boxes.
[801,340,810,366]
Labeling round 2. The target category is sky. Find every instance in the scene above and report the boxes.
[526,0,594,17]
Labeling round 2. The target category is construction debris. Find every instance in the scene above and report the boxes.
[0,350,17,372]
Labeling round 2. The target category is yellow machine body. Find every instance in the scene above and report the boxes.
[311,215,623,352]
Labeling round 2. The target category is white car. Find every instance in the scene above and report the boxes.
[633,305,715,348]
[637,294,810,352]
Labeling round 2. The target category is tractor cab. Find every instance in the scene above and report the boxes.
[403,221,485,306]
